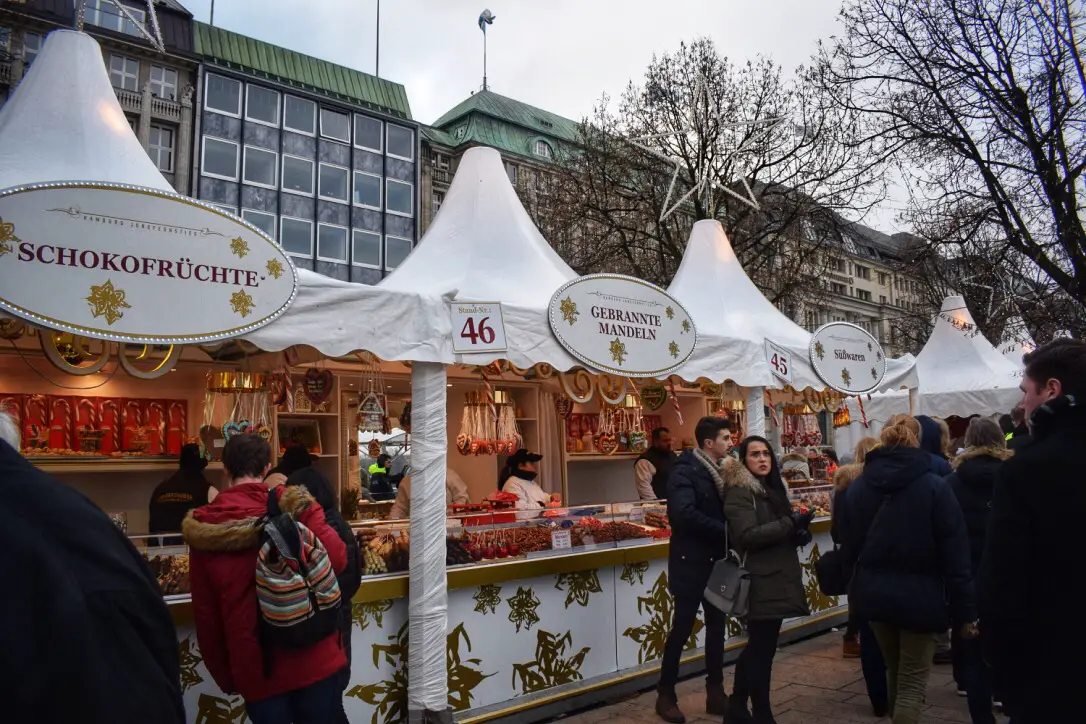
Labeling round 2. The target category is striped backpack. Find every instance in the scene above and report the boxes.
[255,488,342,649]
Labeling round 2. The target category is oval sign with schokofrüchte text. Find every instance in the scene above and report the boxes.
[0,183,298,344]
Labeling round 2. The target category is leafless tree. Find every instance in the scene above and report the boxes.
[527,38,886,309]
[815,0,1086,316]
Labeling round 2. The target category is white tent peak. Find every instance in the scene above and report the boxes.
[670,219,809,348]
[0,30,172,192]
[917,295,1020,391]
[380,147,575,307]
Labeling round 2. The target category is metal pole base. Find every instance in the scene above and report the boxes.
[408,707,455,724]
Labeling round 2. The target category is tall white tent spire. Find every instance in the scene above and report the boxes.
[0,30,172,191]
[381,147,575,307]
[381,146,578,369]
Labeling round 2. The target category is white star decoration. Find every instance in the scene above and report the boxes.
[626,73,784,222]
[960,268,1037,319]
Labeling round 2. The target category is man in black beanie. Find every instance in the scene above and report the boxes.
[149,443,215,544]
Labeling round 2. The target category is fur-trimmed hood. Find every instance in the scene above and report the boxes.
[721,456,766,497]
[952,446,1013,469]
[182,482,315,553]
[833,462,864,492]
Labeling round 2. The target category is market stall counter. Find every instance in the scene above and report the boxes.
[150,498,844,724]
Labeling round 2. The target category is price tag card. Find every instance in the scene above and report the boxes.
[551,528,572,550]
[450,301,508,353]
[629,507,646,523]
[764,338,793,384]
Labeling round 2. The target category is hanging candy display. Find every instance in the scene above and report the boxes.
[457,386,521,456]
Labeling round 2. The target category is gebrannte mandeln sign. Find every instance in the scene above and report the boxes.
[0,183,298,344]
[809,321,887,394]
[548,274,697,376]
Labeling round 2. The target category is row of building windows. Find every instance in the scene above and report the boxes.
[203,74,415,161]
[107,53,179,99]
[200,137,414,216]
[208,206,411,270]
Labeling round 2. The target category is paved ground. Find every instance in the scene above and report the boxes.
[551,631,1007,724]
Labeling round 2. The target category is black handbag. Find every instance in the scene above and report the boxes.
[815,494,891,597]
[704,549,750,617]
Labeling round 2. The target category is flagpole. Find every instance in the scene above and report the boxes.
[375,0,380,77]
[483,28,487,91]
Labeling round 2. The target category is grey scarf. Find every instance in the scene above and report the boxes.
[693,447,727,501]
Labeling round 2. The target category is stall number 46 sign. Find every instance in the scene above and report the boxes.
[765,339,793,384]
[450,302,508,353]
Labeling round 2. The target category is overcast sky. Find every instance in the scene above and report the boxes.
[181,0,903,229]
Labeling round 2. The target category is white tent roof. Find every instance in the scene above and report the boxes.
[668,220,917,391]
[999,316,1036,363]
[0,30,172,192]
[857,295,1021,421]
[380,147,579,370]
[0,31,448,362]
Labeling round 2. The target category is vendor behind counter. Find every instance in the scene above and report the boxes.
[388,468,469,519]
[500,449,559,519]
[148,443,216,545]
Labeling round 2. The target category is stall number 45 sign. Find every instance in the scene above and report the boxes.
[450,302,508,353]
[764,339,793,384]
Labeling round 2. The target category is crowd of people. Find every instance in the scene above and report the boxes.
[654,338,1085,724]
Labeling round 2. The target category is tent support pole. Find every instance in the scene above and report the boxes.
[745,386,767,440]
[408,362,452,724]
[908,388,919,416]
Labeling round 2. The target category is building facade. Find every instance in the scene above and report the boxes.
[192,22,419,284]
[1,0,198,192]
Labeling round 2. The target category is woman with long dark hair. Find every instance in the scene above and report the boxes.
[721,436,813,723]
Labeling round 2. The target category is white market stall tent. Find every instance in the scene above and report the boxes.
[999,316,1036,363]
[668,220,918,439]
[836,295,1023,452]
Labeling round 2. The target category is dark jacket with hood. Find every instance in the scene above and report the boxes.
[978,396,1086,722]
[915,415,952,476]
[286,467,362,683]
[945,446,1011,575]
[666,448,729,599]
[721,458,809,621]
[838,444,975,633]
[0,440,185,724]
[149,445,212,545]
[182,483,347,703]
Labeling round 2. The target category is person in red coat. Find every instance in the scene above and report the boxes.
[182,434,348,722]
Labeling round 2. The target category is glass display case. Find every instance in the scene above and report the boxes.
[350,500,673,579]
[786,484,833,519]
[129,534,190,599]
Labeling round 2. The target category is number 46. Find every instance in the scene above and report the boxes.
[461,317,496,345]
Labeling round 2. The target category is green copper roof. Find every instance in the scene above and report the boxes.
[428,91,582,162]
[194,22,412,119]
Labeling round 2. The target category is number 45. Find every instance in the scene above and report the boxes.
[461,317,496,345]
[771,353,788,375]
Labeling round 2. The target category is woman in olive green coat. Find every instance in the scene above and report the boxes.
[719,436,813,723]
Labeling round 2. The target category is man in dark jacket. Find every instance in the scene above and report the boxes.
[915,415,952,476]
[656,417,733,724]
[978,339,1086,723]
[0,412,185,724]
[287,467,362,724]
[149,443,215,545]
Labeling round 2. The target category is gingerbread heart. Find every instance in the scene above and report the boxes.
[254,423,273,443]
[199,424,225,462]
[304,369,334,406]
[596,434,619,455]
[222,420,252,440]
